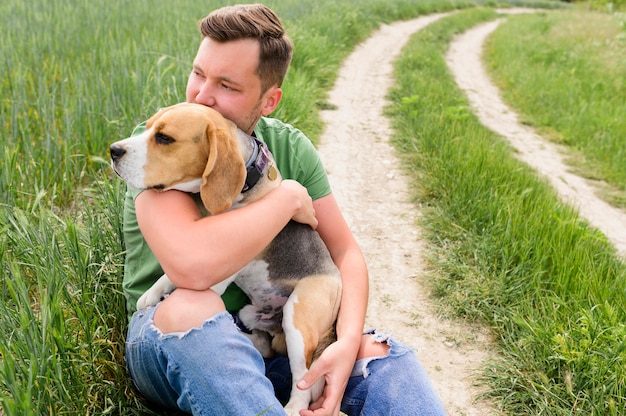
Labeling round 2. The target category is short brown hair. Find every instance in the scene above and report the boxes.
[199,4,293,94]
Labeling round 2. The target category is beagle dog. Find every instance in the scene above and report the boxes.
[110,102,341,414]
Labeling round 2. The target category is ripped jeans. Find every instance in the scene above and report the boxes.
[125,307,446,415]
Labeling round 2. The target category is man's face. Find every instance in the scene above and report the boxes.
[186,37,280,135]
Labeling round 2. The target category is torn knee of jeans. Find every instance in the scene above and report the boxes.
[149,320,190,340]
[351,357,372,378]
[352,331,388,379]
[362,329,392,355]
[149,316,218,340]
[370,331,391,345]
[351,330,415,378]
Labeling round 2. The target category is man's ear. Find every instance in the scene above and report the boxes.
[260,86,282,116]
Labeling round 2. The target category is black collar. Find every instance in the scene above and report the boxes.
[242,136,270,192]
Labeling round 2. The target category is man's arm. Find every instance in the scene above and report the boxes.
[297,192,368,415]
[134,179,317,290]
[315,194,368,345]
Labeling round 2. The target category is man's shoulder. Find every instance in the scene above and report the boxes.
[255,117,313,150]
[255,116,303,138]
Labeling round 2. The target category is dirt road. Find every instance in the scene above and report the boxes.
[317,12,494,415]
[316,8,626,415]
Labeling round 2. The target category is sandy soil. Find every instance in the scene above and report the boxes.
[316,9,626,415]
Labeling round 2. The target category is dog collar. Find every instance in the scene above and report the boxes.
[242,136,270,192]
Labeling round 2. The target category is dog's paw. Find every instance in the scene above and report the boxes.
[284,390,313,416]
[136,290,164,310]
[284,401,308,416]
[136,274,177,310]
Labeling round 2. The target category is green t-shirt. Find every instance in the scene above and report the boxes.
[121,116,331,318]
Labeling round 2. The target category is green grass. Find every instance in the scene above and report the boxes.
[387,7,626,414]
[6,0,622,414]
[0,180,133,414]
[0,0,476,210]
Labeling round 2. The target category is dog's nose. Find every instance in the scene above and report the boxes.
[110,144,126,162]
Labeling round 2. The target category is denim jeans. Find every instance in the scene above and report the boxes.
[125,307,446,415]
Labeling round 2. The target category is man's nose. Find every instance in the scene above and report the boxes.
[194,83,217,107]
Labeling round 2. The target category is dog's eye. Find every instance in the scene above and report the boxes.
[155,132,175,145]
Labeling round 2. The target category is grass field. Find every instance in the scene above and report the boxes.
[388,6,626,415]
[2,0,624,414]
[486,9,626,208]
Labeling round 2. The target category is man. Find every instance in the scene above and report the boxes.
[123,4,446,415]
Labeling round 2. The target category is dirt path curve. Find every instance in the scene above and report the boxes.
[316,7,626,414]
[446,9,626,257]
[317,13,495,415]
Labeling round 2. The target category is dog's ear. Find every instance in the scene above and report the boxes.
[200,121,246,214]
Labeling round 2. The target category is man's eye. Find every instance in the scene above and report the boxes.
[155,132,175,145]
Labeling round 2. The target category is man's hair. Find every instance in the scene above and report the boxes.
[199,4,293,94]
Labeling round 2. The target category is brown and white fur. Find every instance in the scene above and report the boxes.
[110,102,341,414]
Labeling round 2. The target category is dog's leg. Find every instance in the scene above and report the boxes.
[245,330,273,358]
[137,270,241,311]
[282,274,341,415]
[136,274,176,310]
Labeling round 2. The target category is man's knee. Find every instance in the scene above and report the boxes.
[153,288,226,333]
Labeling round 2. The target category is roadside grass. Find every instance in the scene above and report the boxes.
[0,0,574,413]
[485,9,626,207]
[387,7,626,415]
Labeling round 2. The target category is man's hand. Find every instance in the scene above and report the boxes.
[295,338,357,416]
[278,179,318,229]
